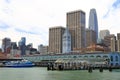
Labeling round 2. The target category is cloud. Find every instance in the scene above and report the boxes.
[112,0,120,8]
[103,0,120,18]
[103,9,111,18]
[2,7,13,15]
[0,21,10,29]
[5,0,11,4]
[15,28,40,35]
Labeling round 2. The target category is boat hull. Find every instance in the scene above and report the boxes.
[4,64,35,68]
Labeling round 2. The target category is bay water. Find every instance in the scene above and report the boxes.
[0,67,120,80]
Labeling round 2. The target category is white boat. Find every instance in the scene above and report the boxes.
[4,59,35,67]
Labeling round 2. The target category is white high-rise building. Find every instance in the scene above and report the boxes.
[62,28,71,53]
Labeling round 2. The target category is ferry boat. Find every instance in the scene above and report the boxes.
[4,59,35,67]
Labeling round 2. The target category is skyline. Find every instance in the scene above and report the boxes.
[0,0,120,48]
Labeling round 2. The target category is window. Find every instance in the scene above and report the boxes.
[96,55,101,58]
[111,56,113,61]
[116,63,118,66]
[64,36,66,39]
[115,56,118,61]
[103,55,108,58]
[111,63,113,66]
[73,56,77,58]
[90,55,94,58]
[84,56,88,58]
[80,12,85,24]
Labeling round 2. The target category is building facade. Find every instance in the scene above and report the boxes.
[117,33,120,40]
[104,34,116,49]
[88,8,98,40]
[18,37,26,55]
[2,38,11,53]
[62,28,71,53]
[86,29,96,47]
[111,37,116,52]
[49,26,65,53]
[67,10,86,50]
[117,39,120,52]
[117,33,120,52]
[22,52,120,67]
[99,30,110,40]
[38,44,48,55]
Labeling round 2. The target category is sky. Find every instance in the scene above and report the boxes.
[0,0,120,48]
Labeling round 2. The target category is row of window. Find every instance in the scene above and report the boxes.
[23,55,109,61]
[111,56,119,61]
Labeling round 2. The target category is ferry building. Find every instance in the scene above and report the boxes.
[22,52,120,68]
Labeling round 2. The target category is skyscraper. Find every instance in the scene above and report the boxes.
[2,38,11,53]
[11,42,17,49]
[111,37,116,52]
[38,44,48,55]
[89,8,98,40]
[67,10,86,51]
[104,34,116,51]
[18,37,26,55]
[117,33,120,52]
[86,29,96,47]
[21,37,26,45]
[117,33,120,40]
[99,30,110,40]
[49,26,65,53]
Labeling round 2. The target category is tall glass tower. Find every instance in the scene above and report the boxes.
[89,8,98,40]
[19,37,26,55]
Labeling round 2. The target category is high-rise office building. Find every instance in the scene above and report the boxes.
[67,10,86,51]
[49,26,65,53]
[86,29,96,47]
[117,33,120,40]
[11,42,17,49]
[104,34,116,51]
[89,8,98,40]
[10,42,18,57]
[117,39,120,52]
[18,37,26,55]
[99,30,110,40]
[21,37,26,45]
[111,37,116,52]
[2,38,11,53]
[117,33,120,52]
[62,28,71,53]
[38,44,48,55]
[26,43,33,50]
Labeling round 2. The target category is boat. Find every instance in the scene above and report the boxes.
[4,59,35,67]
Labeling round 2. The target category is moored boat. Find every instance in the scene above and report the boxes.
[4,59,35,67]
